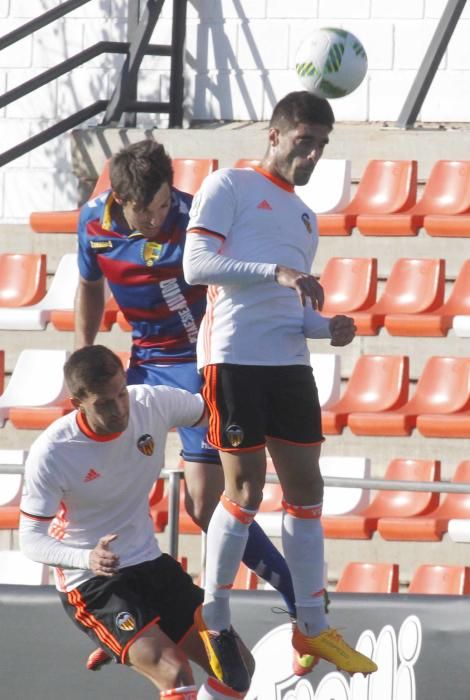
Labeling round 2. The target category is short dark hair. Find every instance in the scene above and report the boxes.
[269,90,335,132]
[64,346,124,399]
[110,139,173,209]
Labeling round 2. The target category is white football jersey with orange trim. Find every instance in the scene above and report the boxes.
[188,167,319,366]
[20,384,204,592]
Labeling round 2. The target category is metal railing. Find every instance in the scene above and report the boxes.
[0,0,187,166]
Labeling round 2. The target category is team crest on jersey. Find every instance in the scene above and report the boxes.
[142,241,163,266]
[90,240,113,249]
[137,434,154,455]
[225,424,244,447]
[115,611,136,632]
[301,212,312,233]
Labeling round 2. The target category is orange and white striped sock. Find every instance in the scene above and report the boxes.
[203,494,256,631]
[197,676,247,699]
[281,500,327,637]
[161,685,197,700]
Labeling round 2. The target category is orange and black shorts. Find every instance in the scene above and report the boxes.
[60,554,204,664]
[202,363,324,452]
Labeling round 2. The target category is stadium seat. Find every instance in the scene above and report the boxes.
[356,160,470,236]
[385,259,470,337]
[0,450,26,507]
[407,564,470,594]
[424,213,470,237]
[453,314,470,337]
[50,294,119,332]
[148,478,168,533]
[349,356,470,437]
[322,354,409,435]
[29,160,111,234]
[318,159,417,236]
[0,349,4,395]
[233,159,260,168]
[0,253,47,307]
[0,253,79,330]
[335,561,400,593]
[172,158,219,194]
[448,517,470,543]
[295,159,352,214]
[256,456,371,536]
[116,310,132,332]
[348,258,445,335]
[0,550,50,585]
[378,460,470,542]
[320,456,371,516]
[319,257,378,315]
[322,458,441,540]
[309,353,341,408]
[0,349,69,428]
[8,399,74,430]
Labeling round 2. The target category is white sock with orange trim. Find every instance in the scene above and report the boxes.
[281,500,328,637]
[161,685,197,700]
[203,494,256,631]
[197,676,247,699]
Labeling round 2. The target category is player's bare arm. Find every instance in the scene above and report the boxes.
[74,276,106,348]
[329,314,356,346]
[88,534,120,577]
[274,264,324,310]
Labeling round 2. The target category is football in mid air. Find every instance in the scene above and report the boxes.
[295,27,368,99]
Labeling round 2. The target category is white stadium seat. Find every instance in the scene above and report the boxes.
[309,352,341,409]
[0,253,79,330]
[295,158,352,214]
[0,450,27,506]
[0,349,69,427]
[452,315,470,337]
[448,519,470,543]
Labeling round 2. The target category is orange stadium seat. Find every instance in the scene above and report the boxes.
[0,350,4,395]
[29,160,111,234]
[0,254,47,307]
[384,259,470,337]
[322,354,409,435]
[318,159,417,236]
[233,159,260,168]
[319,257,378,315]
[408,564,470,594]
[116,310,132,332]
[50,294,119,332]
[172,158,218,194]
[424,213,470,237]
[322,458,441,540]
[148,478,168,533]
[348,356,470,437]
[378,460,470,542]
[348,257,445,335]
[335,561,400,593]
[9,398,74,430]
[233,563,259,590]
[357,160,470,236]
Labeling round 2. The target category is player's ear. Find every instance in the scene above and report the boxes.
[112,191,124,205]
[70,396,83,411]
[268,127,280,148]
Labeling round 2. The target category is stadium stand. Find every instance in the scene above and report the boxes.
[0,253,47,307]
[378,460,470,541]
[347,257,446,335]
[322,354,410,435]
[335,561,400,593]
[317,159,418,236]
[407,564,470,595]
[348,356,470,437]
[356,160,470,236]
[322,458,441,540]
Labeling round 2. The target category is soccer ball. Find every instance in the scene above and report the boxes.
[295,27,368,99]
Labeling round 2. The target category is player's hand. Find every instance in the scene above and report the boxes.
[275,265,324,310]
[329,314,356,346]
[89,534,120,577]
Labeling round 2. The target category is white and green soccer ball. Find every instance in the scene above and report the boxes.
[295,27,368,99]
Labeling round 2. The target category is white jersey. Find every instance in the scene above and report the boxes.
[187,167,319,367]
[20,384,204,592]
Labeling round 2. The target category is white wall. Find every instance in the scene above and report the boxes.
[1,0,470,222]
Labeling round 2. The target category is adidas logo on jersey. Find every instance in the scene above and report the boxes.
[257,199,272,210]
[84,468,101,482]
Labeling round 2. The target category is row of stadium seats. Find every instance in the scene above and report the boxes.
[3,349,470,437]
[4,253,470,337]
[335,562,470,595]
[28,157,470,237]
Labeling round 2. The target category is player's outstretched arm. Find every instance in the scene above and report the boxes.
[74,276,106,349]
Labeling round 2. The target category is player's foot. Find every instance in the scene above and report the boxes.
[86,647,112,671]
[292,626,378,676]
[194,605,251,693]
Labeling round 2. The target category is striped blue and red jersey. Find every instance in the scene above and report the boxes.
[77,188,207,365]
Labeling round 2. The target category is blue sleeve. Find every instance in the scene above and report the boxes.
[77,199,104,282]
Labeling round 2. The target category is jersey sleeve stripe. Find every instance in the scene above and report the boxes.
[186,227,225,240]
